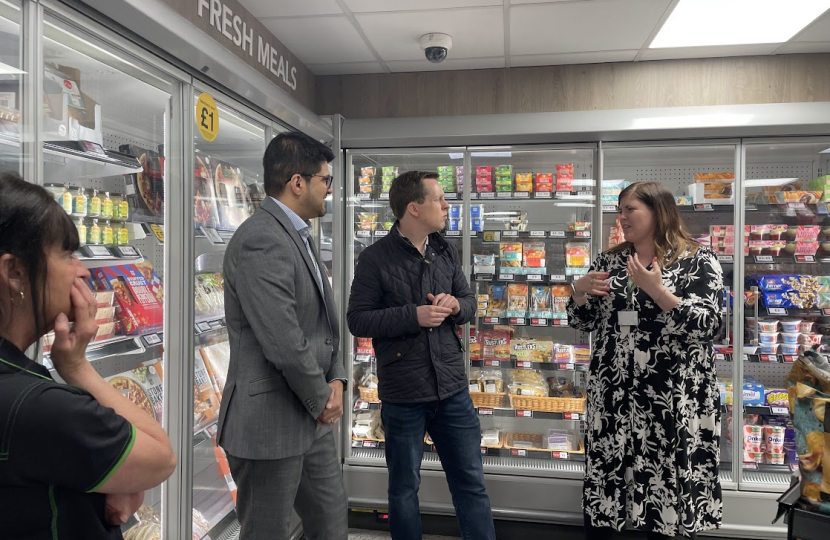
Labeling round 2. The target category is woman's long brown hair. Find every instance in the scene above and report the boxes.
[607,181,701,268]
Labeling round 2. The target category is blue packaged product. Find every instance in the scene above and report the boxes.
[448,219,461,231]
[449,204,461,219]
[470,218,483,231]
[470,205,483,219]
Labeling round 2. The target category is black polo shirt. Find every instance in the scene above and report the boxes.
[0,339,136,540]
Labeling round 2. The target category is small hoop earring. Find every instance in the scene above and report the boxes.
[11,290,24,306]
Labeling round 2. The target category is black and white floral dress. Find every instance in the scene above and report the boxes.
[567,246,724,537]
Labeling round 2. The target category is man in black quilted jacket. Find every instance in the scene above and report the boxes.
[347,171,495,540]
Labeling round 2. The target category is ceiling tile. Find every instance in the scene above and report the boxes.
[386,56,505,73]
[259,15,376,64]
[345,0,501,13]
[776,42,830,54]
[238,0,343,18]
[510,0,672,55]
[306,62,387,75]
[510,49,639,67]
[356,7,504,61]
[793,10,830,42]
[638,43,780,61]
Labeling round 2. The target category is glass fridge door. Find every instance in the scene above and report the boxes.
[602,142,740,488]
[0,0,21,175]
[740,137,830,491]
[345,148,465,463]
[191,93,267,539]
[39,11,174,538]
[468,145,594,474]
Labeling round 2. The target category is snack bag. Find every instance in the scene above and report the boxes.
[507,284,529,318]
[529,286,552,318]
[785,348,830,514]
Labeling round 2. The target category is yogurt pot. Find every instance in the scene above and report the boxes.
[781,343,800,355]
[765,453,786,465]
[800,321,815,333]
[759,332,780,344]
[764,425,786,453]
[800,333,822,346]
[760,343,780,355]
[781,319,802,333]
[757,319,779,332]
[743,451,765,463]
[743,425,763,452]
[781,332,801,344]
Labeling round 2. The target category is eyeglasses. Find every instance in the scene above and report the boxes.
[291,173,334,189]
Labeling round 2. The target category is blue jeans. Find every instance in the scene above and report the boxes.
[381,390,496,540]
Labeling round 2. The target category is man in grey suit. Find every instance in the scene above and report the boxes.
[217,131,348,540]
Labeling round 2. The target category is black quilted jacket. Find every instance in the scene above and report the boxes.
[347,224,476,403]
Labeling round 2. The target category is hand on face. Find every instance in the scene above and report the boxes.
[626,253,664,298]
[50,277,97,378]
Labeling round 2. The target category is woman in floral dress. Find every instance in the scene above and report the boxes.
[568,182,724,540]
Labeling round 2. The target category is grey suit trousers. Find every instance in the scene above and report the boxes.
[227,426,347,540]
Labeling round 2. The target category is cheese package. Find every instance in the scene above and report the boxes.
[107,361,164,424]
[93,263,163,335]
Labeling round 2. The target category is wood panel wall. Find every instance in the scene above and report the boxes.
[315,54,830,119]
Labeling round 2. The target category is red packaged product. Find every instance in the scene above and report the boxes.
[476,166,493,176]
[93,264,163,335]
[480,330,511,361]
[556,163,574,179]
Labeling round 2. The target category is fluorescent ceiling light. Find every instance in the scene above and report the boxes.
[447,153,463,160]
[0,61,25,76]
[745,178,799,187]
[554,202,595,208]
[651,0,830,48]
[820,147,830,154]
[471,152,512,158]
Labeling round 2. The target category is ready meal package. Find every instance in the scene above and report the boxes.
[529,286,552,318]
[94,263,163,334]
[500,242,523,271]
[523,242,546,269]
[785,348,830,514]
[213,160,253,230]
[487,285,507,317]
[120,144,165,219]
[193,155,221,229]
[193,352,222,431]
[107,361,164,424]
[199,340,231,400]
[695,172,735,200]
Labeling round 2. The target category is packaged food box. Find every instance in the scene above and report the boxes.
[743,381,766,406]
[93,264,163,335]
[507,284,529,317]
[480,330,511,361]
[437,166,454,176]
[556,163,574,180]
[775,191,822,204]
[500,243,523,270]
[92,290,115,308]
[107,361,164,423]
[360,167,376,177]
[551,285,570,320]
[495,165,513,176]
[535,173,553,192]
[193,352,222,431]
[474,253,496,274]
[523,242,546,269]
[487,285,507,317]
[94,306,116,325]
[476,166,493,176]
[382,166,398,176]
[93,322,116,343]
[565,242,590,271]
[515,173,533,192]
[470,218,484,232]
[200,341,231,400]
[553,344,574,362]
[573,344,590,362]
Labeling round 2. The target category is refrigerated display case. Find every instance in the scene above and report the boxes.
[37,9,176,539]
[190,94,269,539]
[739,138,830,491]
[343,145,598,516]
[601,142,740,489]
[0,0,21,175]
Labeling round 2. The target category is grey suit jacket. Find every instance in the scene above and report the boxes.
[217,196,346,460]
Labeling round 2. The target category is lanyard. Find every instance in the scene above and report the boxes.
[0,356,51,380]
[625,278,636,309]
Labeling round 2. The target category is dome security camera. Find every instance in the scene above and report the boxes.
[420,33,452,64]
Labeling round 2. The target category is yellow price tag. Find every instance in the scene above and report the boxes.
[196,92,219,142]
[150,224,165,243]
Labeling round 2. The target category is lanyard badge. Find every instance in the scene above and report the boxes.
[619,277,639,327]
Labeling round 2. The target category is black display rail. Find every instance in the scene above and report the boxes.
[472,273,571,285]
[473,406,584,422]
[471,359,588,372]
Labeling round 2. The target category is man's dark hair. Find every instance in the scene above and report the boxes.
[263,131,334,197]
[0,172,80,340]
[389,171,438,220]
